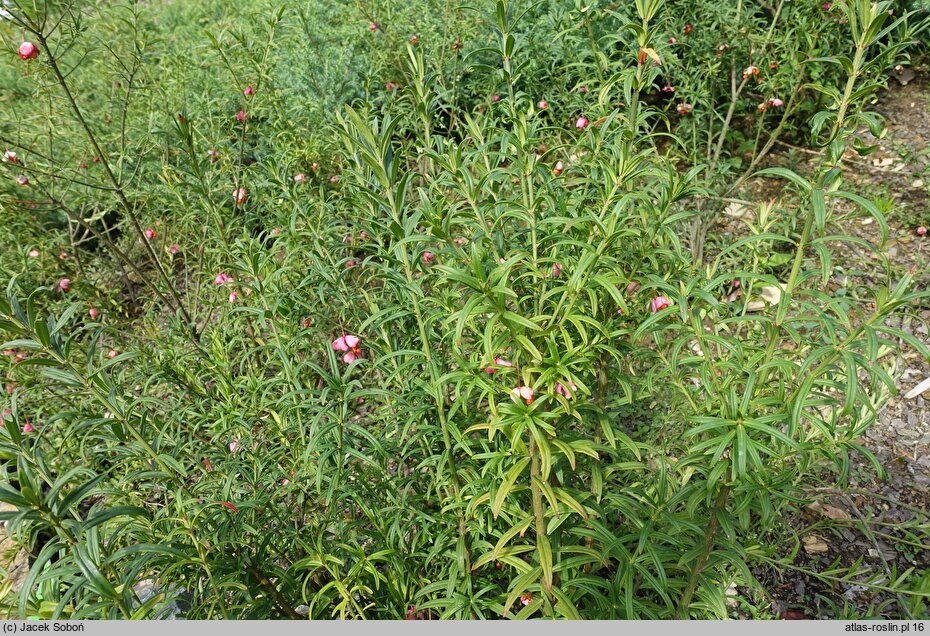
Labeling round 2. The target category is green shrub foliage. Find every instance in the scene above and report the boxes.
[0,0,929,620]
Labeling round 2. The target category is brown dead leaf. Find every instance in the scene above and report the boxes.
[639,47,662,65]
[802,534,830,554]
[807,501,851,521]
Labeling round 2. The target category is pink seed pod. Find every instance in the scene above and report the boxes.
[243,85,254,96]
[650,295,671,312]
[19,42,38,60]
[538,100,548,109]
[575,117,589,129]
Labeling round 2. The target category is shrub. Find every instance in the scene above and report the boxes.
[0,0,928,620]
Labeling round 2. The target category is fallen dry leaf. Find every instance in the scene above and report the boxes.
[904,377,930,400]
[724,202,750,218]
[802,534,830,554]
[807,501,851,521]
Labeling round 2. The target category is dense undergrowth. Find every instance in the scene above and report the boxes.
[1,0,929,620]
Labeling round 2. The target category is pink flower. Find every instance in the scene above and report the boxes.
[553,160,564,176]
[333,334,362,364]
[312,162,319,171]
[575,117,589,129]
[579,86,588,94]
[767,97,784,108]
[742,66,760,80]
[676,102,693,115]
[236,110,246,122]
[16,175,29,186]
[144,228,156,240]
[59,251,68,260]
[758,103,767,113]
[662,85,675,93]
[551,262,563,278]
[28,249,39,258]
[917,226,927,236]
[228,291,238,303]
[229,438,240,453]
[19,42,38,60]
[422,251,435,264]
[650,295,671,312]
[243,85,254,96]
[107,350,118,359]
[626,281,641,294]
[683,23,693,35]
[57,278,71,293]
[822,2,831,9]
[555,381,578,398]
[22,422,34,433]
[214,273,233,285]
[208,149,220,162]
[294,173,306,183]
[345,260,356,268]
[538,100,548,109]
[667,37,677,44]
[270,228,282,236]
[329,175,340,183]
[410,35,419,45]
[510,385,535,405]
[386,82,397,91]
[369,22,379,32]
[495,357,513,368]
[89,307,99,320]
[168,243,180,255]
[3,150,17,163]
[233,188,247,205]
